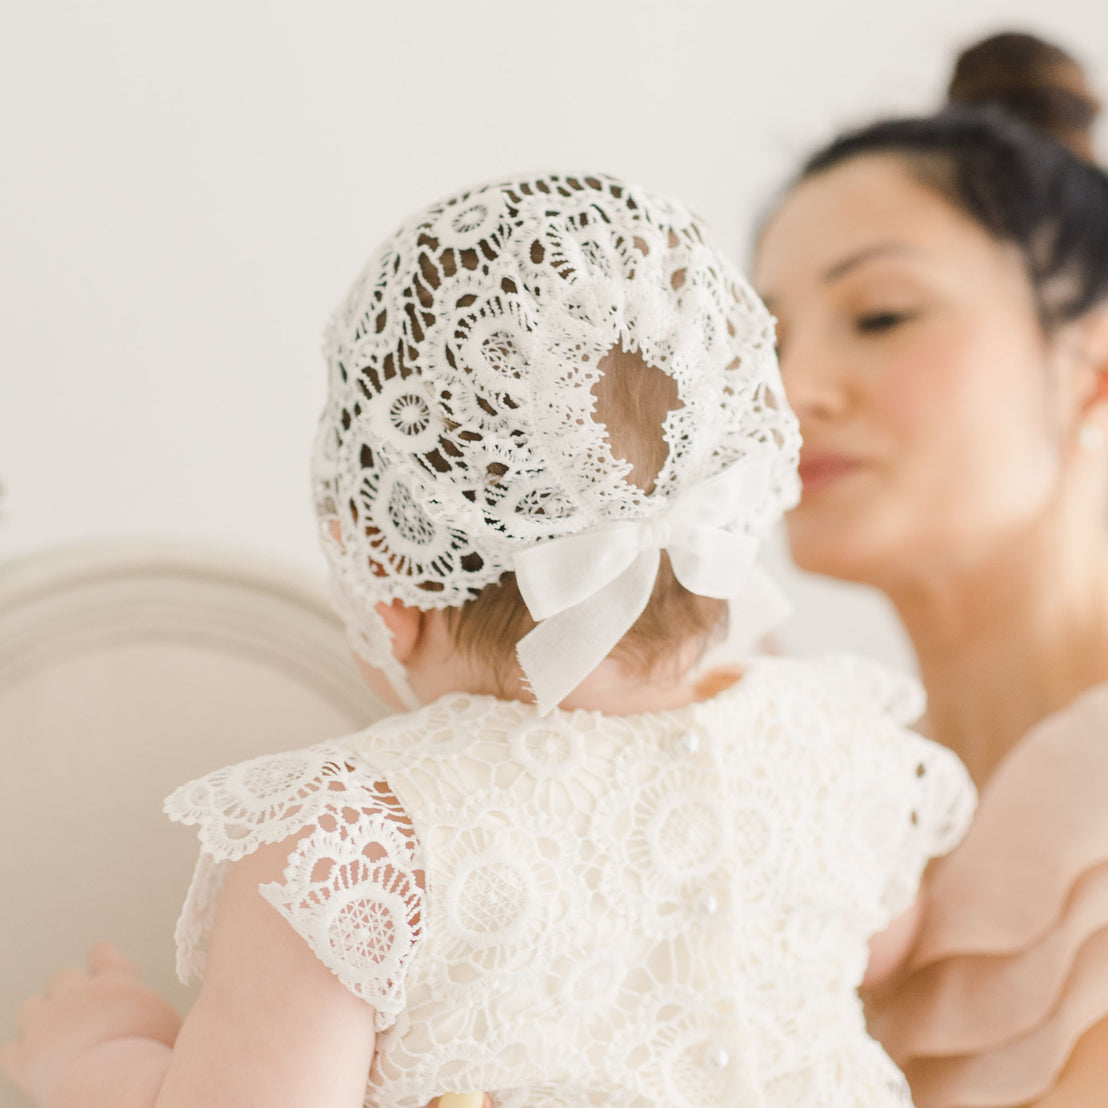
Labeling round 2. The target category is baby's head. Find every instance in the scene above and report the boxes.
[313,172,799,712]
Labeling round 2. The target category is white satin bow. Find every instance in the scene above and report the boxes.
[513,451,784,714]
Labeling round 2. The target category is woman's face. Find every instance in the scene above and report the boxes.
[754,154,1066,588]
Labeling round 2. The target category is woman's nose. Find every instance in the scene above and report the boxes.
[777,332,850,421]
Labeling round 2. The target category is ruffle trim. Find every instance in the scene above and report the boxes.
[903,929,1108,1107]
[165,742,425,1033]
[867,683,1108,1106]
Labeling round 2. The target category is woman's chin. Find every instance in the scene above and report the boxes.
[785,517,890,585]
[793,551,881,584]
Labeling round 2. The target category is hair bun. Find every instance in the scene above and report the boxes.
[947,31,1101,160]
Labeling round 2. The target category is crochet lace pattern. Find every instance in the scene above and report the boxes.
[311,172,800,695]
[165,655,975,1108]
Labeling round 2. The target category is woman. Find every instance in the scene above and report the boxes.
[753,31,1108,1108]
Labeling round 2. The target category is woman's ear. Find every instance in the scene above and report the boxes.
[375,599,423,662]
[1070,306,1108,419]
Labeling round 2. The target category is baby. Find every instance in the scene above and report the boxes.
[3,172,974,1107]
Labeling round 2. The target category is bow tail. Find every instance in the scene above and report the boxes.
[516,548,660,715]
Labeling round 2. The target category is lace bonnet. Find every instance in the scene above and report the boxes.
[313,172,800,712]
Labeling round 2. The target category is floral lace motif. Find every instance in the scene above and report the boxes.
[310,172,800,693]
[166,655,975,1107]
[165,749,423,1029]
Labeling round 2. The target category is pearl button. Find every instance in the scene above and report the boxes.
[707,1046,730,1068]
[700,893,719,915]
[675,729,700,755]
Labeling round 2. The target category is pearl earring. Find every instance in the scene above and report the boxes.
[1079,422,1106,453]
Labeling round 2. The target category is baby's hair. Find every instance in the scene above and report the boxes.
[444,346,727,691]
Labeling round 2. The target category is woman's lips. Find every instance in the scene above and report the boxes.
[797,454,861,494]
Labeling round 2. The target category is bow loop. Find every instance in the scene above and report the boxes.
[513,451,781,713]
[668,527,759,600]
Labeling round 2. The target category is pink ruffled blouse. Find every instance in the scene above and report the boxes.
[867,682,1108,1106]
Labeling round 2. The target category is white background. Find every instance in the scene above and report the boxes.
[3,0,1107,670]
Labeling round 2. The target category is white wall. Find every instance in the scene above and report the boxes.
[3,0,1106,669]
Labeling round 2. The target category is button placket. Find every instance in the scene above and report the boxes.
[706,1045,730,1068]
[674,728,700,755]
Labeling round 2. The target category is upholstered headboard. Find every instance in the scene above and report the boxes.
[0,541,388,1105]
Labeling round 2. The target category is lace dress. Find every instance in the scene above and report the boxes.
[165,654,975,1108]
[866,682,1108,1107]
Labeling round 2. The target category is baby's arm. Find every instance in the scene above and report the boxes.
[4,836,378,1108]
[2,943,181,1108]
[156,835,378,1106]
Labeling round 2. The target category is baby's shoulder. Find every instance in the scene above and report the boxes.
[162,693,549,852]
[163,737,409,862]
[736,651,926,729]
[712,653,974,831]
[165,730,426,1028]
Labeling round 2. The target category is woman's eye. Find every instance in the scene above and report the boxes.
[856,310,915,334]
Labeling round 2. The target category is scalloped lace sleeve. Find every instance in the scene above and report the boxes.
[808,654,977,922]
[876,727,977,922]
[164,745,424,1032]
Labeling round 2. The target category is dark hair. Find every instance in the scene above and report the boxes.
[789,32,1108,330]
[948,32,1100,161]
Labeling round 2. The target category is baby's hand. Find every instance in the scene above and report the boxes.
[1,943,181,1107]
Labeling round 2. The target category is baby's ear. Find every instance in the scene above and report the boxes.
[375,600,423,662]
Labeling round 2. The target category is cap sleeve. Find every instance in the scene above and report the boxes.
[874,725,977,922]
[164,744,424,1032]
[807,654,977,924]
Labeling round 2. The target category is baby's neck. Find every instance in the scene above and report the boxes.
[557,663,706,715]
[403,609,715,717]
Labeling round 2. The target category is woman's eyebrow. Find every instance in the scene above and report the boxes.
[822,242,921,283]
